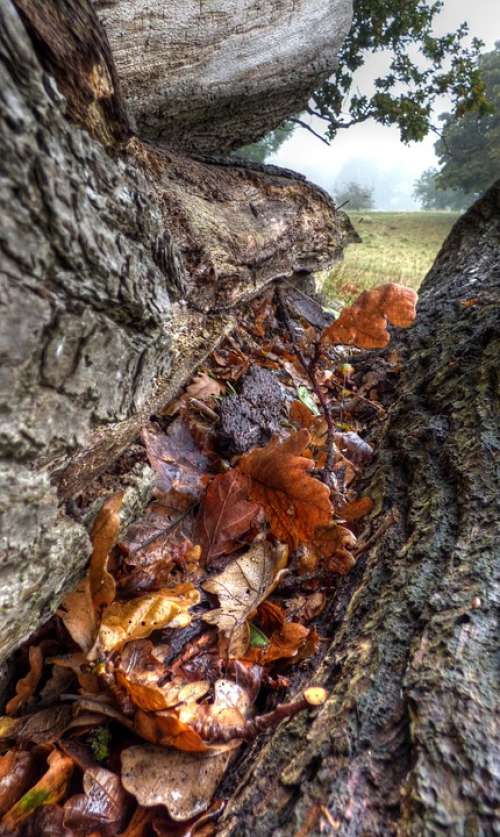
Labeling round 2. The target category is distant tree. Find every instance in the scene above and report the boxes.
[434,42,500,196]
[237,122,295,163]
[300,0,490,146]
[413,168,476,211]
[334,181,375,210]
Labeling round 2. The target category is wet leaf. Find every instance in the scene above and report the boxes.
[88,584,200,659]
[185,371,225,402]
[195,471,260,566]
[1,749,73,830]
[0,705,73,745]
[63,766,126,834]
[322,283,417,349]
[238,430,332,548]
[0,750,36,815]
[143,421,208,511]
[202,542,284,658]
[6,645,44,715]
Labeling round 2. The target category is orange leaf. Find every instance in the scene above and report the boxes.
[312,524,357,575]
[322,283,417,349]
[6,645,44,715]
[90,492,124,608]
[337,496,374,521]
[245,622,311,664]
[195,470,260,565]
[238,430,332,548]
[1,749,73,830]
[134,709,209,753]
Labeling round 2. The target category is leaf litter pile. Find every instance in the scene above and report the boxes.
[0,283,417,835]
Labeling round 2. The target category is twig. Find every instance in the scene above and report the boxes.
[289,118,330,146]
[277,289,337,489]
[354,508,399,555]
[193,695,311,743]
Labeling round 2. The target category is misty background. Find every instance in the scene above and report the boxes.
[268,0,498,210]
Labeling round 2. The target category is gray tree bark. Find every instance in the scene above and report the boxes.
[0,0,351,660]
[94,0,353,153]
[218,182,500,836]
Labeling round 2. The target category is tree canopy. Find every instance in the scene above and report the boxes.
[433,42,500,195]
[334,180,375,210]
[413,168,476,211]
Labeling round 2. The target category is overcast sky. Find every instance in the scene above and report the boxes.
[269,0,499,209]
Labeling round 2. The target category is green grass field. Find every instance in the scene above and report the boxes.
[324,211,460,303]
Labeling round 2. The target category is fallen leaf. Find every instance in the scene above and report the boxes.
[185,371,225,401]
[116,671,210,713]
[211,348,250,381]
[245,622,311,664]
[6,645,44,715]
[333,431,373,466]
[322,283,417,349]
[312,524,357,574]
[202,542,284,657]
[0,705,73,745]
[89,492,124,608]
[58,576,97,653]
[88,584,200,659]
[121,745,230,822]
[0,750,36,815]
[63,766,127,834]
[195,471,261,566]
[118,805,153,836]
[143,421,208,511]
[337,496,374,521]
[238,430,332,548]
[1,749,73,830]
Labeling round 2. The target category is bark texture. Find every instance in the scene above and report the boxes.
[219,183,500,835]
[94,0,353,153]
[0,0,351,660]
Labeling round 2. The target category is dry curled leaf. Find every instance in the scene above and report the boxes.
[312,524,357,574]
[333,431,373,466]
[195,470,261,566]
[322,283,417,349]
[58,576,97,653]
[89,491,124,608]
[202,542,284,658]
[6,645,44,715]
[238,430,332,548]
[63,766,127,834]
[245,621,311,664]
[1,749,73,831]
[185,371,225,402]
[143,420,208,511]
[88,584,200,660]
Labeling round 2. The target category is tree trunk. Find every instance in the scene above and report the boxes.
[0,0,352,660]
[94,0,353,153]
[218,182,500,836]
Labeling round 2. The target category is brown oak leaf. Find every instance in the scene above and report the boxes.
[238,430,332,548]
[195,470,261,566]
[322,283,417,349]
[142,420,208,511]
[185,371,225,401]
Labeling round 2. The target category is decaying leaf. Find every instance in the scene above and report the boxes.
[0,705,74,745]
[143,420,208,511]
[58,576,97,653]
[89,491,124,608]
[333,431,373,466]
[185,371,225,402]
[337,496,374,521]
[245,621,312,664]
[1,749,73,830]
[121,745,230,823]
[238,430,332,548]
[322,283,417,349]
[6,645,44,715]
[63,766,127,834]
[116,672,210,713]
[0,750,36,815]
[195,470,260,565]
[88,584,200,659]
[202,542,285,657]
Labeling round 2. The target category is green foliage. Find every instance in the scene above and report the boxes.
[434,43,500,195]
[310,1,488,144]
[334,181,374,210]
[88,725,111,761]
[413,168,476,211]
[237,122,295,163]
